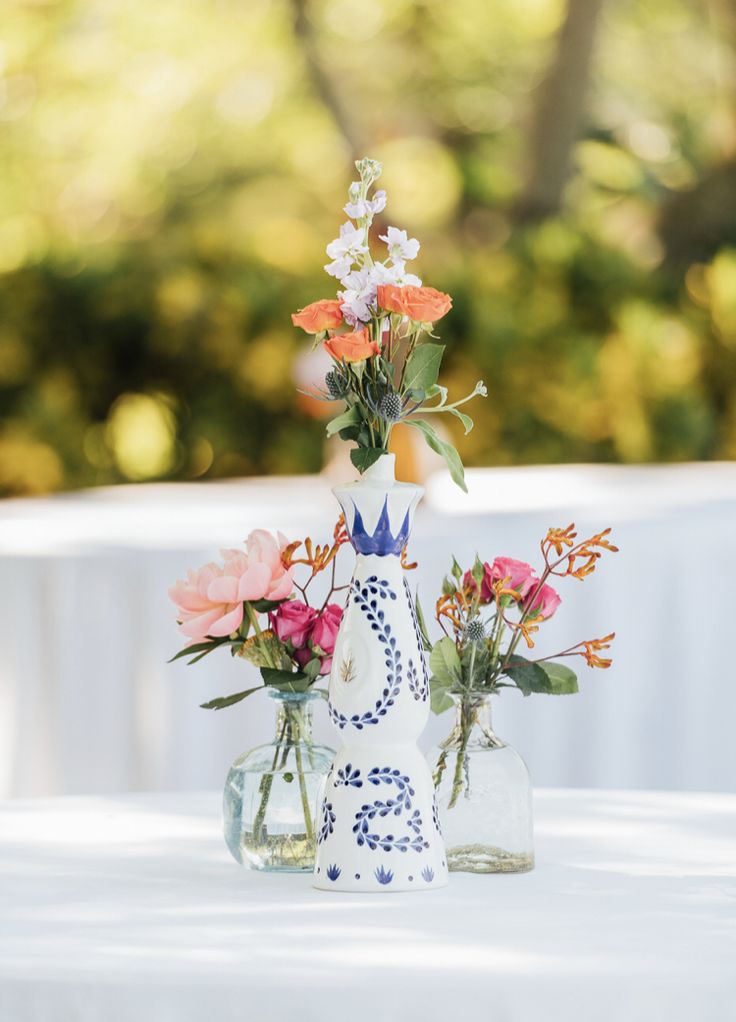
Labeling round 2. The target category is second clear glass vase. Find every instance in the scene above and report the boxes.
[430,692,534,874]
[223,689,334,872]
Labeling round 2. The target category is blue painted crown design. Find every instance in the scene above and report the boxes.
[347,497,411,556]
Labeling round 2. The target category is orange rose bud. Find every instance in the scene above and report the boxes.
[323,327,380,363]
[376,284,452,323]
[291,299,344,333]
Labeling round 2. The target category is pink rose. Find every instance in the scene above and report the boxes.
[310,603,343,674]
[464,556,536,604]
[522,582,561,620]
[270,601,317,650]
[169,562,246,642]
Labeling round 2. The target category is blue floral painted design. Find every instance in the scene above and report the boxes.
[326,863,342,881]
[348,498,411,556]
[328,578,403,730]
[318,800,336,844]
[352,767,429,853]
[335,763,363,788]
[421,866,435,883]
[374,865,394,885]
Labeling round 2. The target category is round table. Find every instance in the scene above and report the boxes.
[1,789,734,1021]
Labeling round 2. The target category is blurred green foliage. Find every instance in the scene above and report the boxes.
[1,0,735,494]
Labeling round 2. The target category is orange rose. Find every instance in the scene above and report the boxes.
[323,328,380,363]
[376,284,452,323]
[291,299,344,333]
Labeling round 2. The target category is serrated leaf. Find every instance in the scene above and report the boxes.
[350,447,384,474]
[429,636,462,687]
[404,419,467,492]
[402,343,444,393]
[200,686,262,711]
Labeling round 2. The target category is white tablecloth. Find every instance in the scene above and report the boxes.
[1,789,734,1021]
[1,462,736,798]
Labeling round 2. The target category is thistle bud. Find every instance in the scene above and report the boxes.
[378,392,403,422]
[463,619,486,644]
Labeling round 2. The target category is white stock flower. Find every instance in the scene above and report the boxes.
[337,268,374,325]
[379,226,420,264]
[324,222,368,277]
[344,189,387,221]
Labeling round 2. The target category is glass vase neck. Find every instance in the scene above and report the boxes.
[267,688,317,742]
[447,691,501,748]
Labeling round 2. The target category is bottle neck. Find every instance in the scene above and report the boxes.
[269,691,315,744]
[447,691,502,748]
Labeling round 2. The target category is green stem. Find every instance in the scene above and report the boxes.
[253,715,288,839]
[448,696,474,810]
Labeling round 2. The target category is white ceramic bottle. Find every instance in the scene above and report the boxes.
[313,455,448,892]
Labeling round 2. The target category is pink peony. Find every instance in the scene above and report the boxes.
[218,529,294,603]
[522,582,561,620]
[169,530,294,643]
[169,562,246,642]
[310,603,343,674]
[464,556,537,604]
[270,600,317,651]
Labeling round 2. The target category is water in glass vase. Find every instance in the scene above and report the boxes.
[223,689,334,872]
[430,692,534,874]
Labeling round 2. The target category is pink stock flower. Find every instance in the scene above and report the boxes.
[169,530,294,643]
[310,603,343,674]
[270,600,317,650]
[523,582,561,620]
[464,556,537,604]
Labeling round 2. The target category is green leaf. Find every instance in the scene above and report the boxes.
[338,425,361,442]
[414,591,433,652]
[302,656,323,681]
[429,636,462,687]
[402,343,444,393]
[447,406,474,435]
[259,667,312,692]
[350,447,385,474]
[429,676,455,715]
[169,636,241,666]
[326,406,360,437]
[502,655,578,696]
[538,661,579,695]
[425,383,448,406]
[404,419,467,492]
[249,598,282,613]
[200,686,262,710]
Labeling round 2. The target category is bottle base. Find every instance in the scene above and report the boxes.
[447,843,534,874]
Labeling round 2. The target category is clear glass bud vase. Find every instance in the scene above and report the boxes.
[430,693,534,874]
[223,690,335,872]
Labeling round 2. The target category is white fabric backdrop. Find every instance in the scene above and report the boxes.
[1,462,735,798]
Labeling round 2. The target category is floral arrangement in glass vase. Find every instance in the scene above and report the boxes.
[292,157,486,488]
[423,523,618,873]
[168,520,351,871]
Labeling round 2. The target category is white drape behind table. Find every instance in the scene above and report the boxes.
[1,463,735,799]
[1,790,734,1022]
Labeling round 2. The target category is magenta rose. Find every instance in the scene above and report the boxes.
[270,601,317,650]
[310,603,343,674]
[522,582,561,620]
[464,556,537,604]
